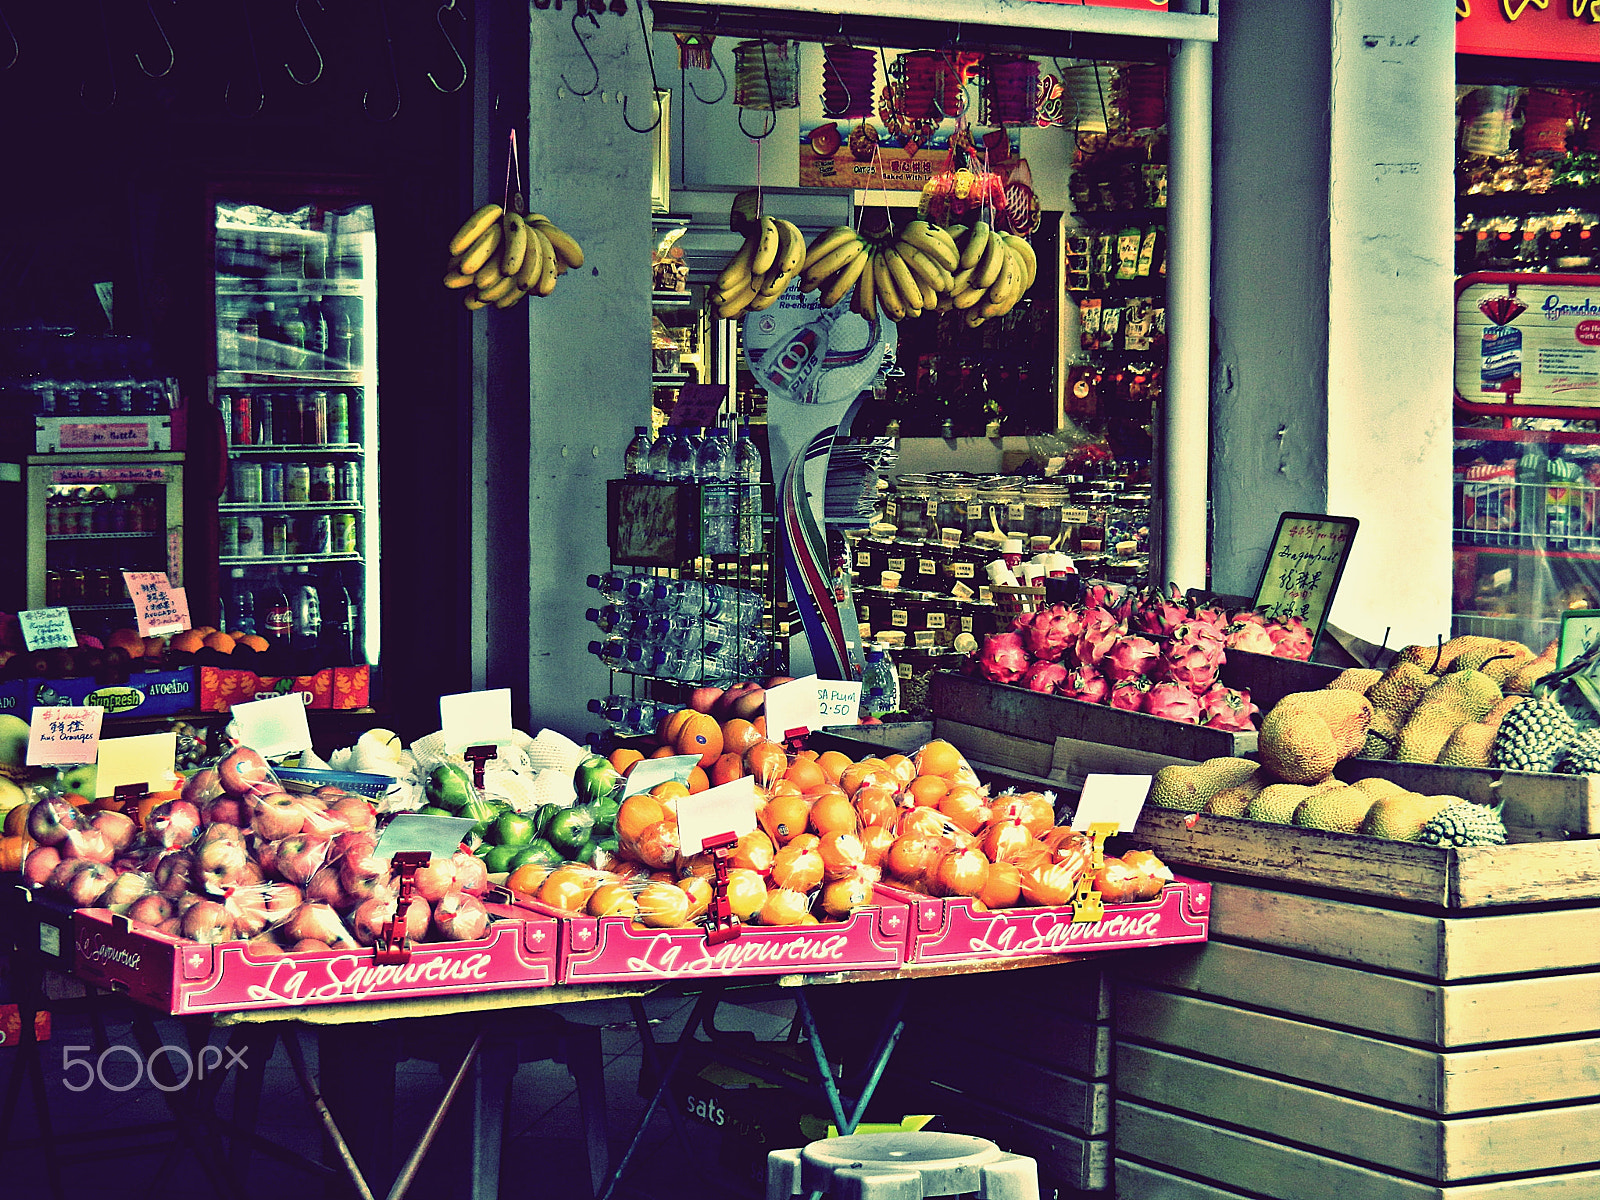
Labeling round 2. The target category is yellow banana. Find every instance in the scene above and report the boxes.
[959,221,991,271]
[972,231,1007,290]
[514,223,545,291]
[458,221,503,276]
[758,225,801,296]
[529,216,584,269]
[499,212,529,279]
[443,268,476,290]
[1003,234,1038,292]
[801,237,864,291]
[903,220,959,271]
[448,204,503,256]
[873,253,908,321]
[716,240,755,295]
[854,251,877,321]
[978,254,1023,318]
[749,289,782,312]
[882,247,923,318]
[493,284,529,309]
[463,291,489,311]
[533,229,559,297]
[803,225,860,271]
[894,242,946,291]
[750,216,779,276]
[776,219,806,274]
[472,256,504,290]
[963,308,986,328]
[478,274,519,304]
[819,248,870,309]
[717,283,759,320]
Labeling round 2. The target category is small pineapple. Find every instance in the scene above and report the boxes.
[1558,728,1600,775]
[1416,799,1508,848]
[1488,690,1576,772]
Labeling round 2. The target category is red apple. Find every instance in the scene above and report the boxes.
[203,795,251,828]
[180,899,237,944]
[305,865,349,910]
[412,857,461,903]
[245,935,287,959]
[430,891,489,942]
[249,833,279,876]
[91,811,138,855]
[282,902,356,948]
[326,795,376,834]
[710,682,754,721]
[193,837,251,894]
[250,790,305,841]
[349,895,431,946]
[48,858,92,894]
[764,676,795,689]
[860,715,883,725]
[451,850,489,894]
[218,745,272,795]
[103,870,155,912]
[60,827,115,864]
[274,834,331,886]
[153,849,194,899]
[28,796,85,847]
[181,767,222,807]
[146,800,202,849]
[687,686,724,715]
[126,893,174,926]
[155,917,182,937]
[728,687,767,722]
[67,862,118,907]
[290,939,331,954]
[22,845,61,887]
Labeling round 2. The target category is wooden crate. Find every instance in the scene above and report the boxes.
[1111,876,1600,1198]
[1333,757,1600,841]
[887,963,1115,1193]
[1216,648,1344,713]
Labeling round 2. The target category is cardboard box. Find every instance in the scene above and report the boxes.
[72,903,558,1015]
[0,668,195,721]
[883,877,1211,966]
[514,888,912,985]
[198,665,370,712]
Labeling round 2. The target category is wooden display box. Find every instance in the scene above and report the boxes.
[1110,878,1600,1199]
[1333,756,1600,841]
[1215,648,1343,713]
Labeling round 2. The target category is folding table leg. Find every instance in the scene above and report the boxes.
[469,1036,514,1200]
[564,1022,608,1198]
[131,1013,244,1199]
[282,1027,378,1200]
[384,1032,482,1200]
[794,981,909,1137]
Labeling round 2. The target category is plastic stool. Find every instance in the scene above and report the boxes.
[767,1131,1040,1200]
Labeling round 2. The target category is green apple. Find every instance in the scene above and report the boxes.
[417,805,455,818]
[481,843,521,874]
[489,811,536,847]
[59,763,98,798]
[0,714,31,771]
[426,762,476,812]
[573,754,623,805]
[509,840,562,871]
[545,806,597,858]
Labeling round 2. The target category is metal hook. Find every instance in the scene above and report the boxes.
[734,39,777,140]
[363,0,401,122]
[225,0,263,118]
[286,0,324,86]
[1,4,18,71]
[81,0,116,113]
[426,0,467,94]
[687,49,726,105]
[561,9,599,96]
[621,0,663,132]
[134,0,174,78]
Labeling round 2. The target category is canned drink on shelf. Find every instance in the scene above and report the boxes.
[310,463,335,502]
[334,512,358,554]
[261,462,285,504]
[229,392,251,445]
[286,463,311,503]
[264,516,289,556]
[231,461,262,504]
[301,391,328,444]
[253,393,274,445]
[45,569,60,604]
[337,460,361,503]
[237,515,264,558]
[328,391,350,444]
[219,516,239,557]
[306,514,332,554]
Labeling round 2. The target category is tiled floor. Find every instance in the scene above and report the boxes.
[0,990,799,1200]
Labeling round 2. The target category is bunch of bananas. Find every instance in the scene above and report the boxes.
[442,204,586,311]
[712,215,807,320]
[944,221,1038,327]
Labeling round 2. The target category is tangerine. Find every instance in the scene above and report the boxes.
[899,805,958,843]
[768,779,803,798]
[854,787,899,830]
[202,631,236,654]
[679,875,712,920]
[686,766,709,794]
[588,881,639,919]
[724,868,767,921]
[816,830,866,880]
[981,818,1036,864]
[787,833,821,853]
[539,866,600,912]
[728,829,775,872]
[938,786,989,834]
[758,888,813,927]
[991,792,1054,838]
[650,780,690,802]
[616,795,666,843]
[905,775,950,808]
[636,881,692,927]
[631,820,681,869]
[815,751,853,784]
[506,863,552,897]
[884,836,943,884]
[761,794,811,847]
[859,825,896,868]
[769,843,825,893]
[657,708,695,745]
[609,747,645,776]
[236,633,270,653]
[882,754,916,786]
[782,756,825,793]
[649,745,679,759]
[914,739,964,780]
[818,875,871,919]
[977,859,1022,909]
[673,712,724,767]
[720,718,764,755]
[744,741,789,788]
[1019,860,1083,907]
[709,752,746,787]
[933,847,990,898]
[169,630,205,654]
[809,792,858,837]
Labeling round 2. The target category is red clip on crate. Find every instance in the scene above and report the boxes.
[72,903,558,1015]
[883,876,1211,966]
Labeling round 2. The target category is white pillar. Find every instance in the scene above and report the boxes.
[1163,36,1212,593]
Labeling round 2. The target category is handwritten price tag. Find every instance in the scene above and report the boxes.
[121,571,186,637]
[1069,773,1153,834]
[764,676,863,740]
[816,680,863,725]
[27,706,104,767]
[18,608,76,652]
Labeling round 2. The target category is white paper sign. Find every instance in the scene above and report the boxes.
[1070,774,1153,833]
[675,775,758,855]
[122,571,186,636]
[764,675,822,740]
[18,608,76,652]
[816,680,863,726]
[622,754,702,799]
[374,814,478,860]
[230,693,314,759]
[439,688,514,752]
[95,731,177,799]
[27,705,104,766]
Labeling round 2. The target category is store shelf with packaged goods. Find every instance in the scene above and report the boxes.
[45,531,162,541]
[219,553,363,567]
[219,501,363,513]
[225,443,364,455]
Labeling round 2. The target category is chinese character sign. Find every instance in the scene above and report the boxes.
[1251,513,1359,644]
[122,571,186,637]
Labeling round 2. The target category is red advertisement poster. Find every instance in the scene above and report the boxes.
[1458,2,1600,64]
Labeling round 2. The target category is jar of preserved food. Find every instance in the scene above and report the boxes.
[934,473,978,542]
[1023,482,1070,545]
[892,474,938,539]
[974,478,1025,545]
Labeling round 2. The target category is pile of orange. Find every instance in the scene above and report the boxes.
[507,711,1173,928]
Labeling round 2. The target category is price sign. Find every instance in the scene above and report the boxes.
[18,608,76,652]
[667,383,726,427]
[95,731,177,799]
[230,693,314,759]
[764,675,821,741]
[816,680,863,725]
[676,775,758,855]
[373,813,479,861]
[622,754,701,800]
[439,688,514,753]
[1069,773,1153,834]
[1249,512,1359,648]
[27,705,103,766]
[121,571,186,637]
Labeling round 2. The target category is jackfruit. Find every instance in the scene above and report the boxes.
[1205,768,1272,817]
[1455,640,1534,682]
[1505,653,1557,696]
[1328,667,1382,694]
[1360,728,1397,760]
[1366,661,1437,725]
[1245,782,1317,824]
[1348,776,1410,802]
[1396,635,1500,674]
[1292,786,1377,833]
[1436,721,1496,768]
[1358,792,1452,841]
[1148,757,1260,811]
[1257,690,1374,784]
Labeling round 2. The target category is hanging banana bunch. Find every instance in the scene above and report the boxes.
[944,221,1037,326]
[712,213,808,321]
[442,204,586,310]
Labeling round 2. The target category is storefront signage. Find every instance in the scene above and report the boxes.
[1457,1,1600,64]
[1250,513,1359,645]
[1455,272,1600,414]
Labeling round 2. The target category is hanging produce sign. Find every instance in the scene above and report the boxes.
[1455,272,1600,415]
[1457,2,1600,64]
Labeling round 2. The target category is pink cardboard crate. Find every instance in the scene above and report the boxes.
[514,888,912,985]
[884,875,1211,966]
[72,904,559,1015]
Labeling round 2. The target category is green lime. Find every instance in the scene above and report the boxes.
[490,811,536,846]
[426,762,475,812]
[482,843,521,874]
[509,840,562,871]
[545,806,597,857]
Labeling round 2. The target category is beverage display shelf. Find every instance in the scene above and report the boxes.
[1453,542,1600,561]
[225,443,364,455]
[652,290,695,307]
[219,553,363,566]
[216,370,365,387]
[653,373,692,384]
[218,501,359,512]
[46,531,161,541]
[217,279,365,296]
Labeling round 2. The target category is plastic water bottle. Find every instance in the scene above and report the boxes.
[226,568,256,636]
[666,429,696,482]
[624,426,653,478]
[323,573,356,666]
[588,637,648,672]
[588,696,674,735]
[697,429,737,556]
[862,647,900,716]
[586,571,636,601]
[735,424,763,555]
[648,428,674,479]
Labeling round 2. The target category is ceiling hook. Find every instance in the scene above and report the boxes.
[561,8,599,97]
[363,0,401,122]
[426,0,468,94]
[134,0,175,78]
[687,49,726,105]
[620,0,663,132]
[81,0,117,113]
[225,0,264,118]
[1,4,18,71]
[286,0,324,86]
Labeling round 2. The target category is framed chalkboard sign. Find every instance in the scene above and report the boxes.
[1250,512,1359,647]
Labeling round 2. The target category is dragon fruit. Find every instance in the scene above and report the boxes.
[1267,616,1315,661]
[1020,660,1069,693]
[1072,606,1123,667]
[1101,635,1161,683]
[1083,581,1133,625]
[1160,624,1226,694]
[1109,677,1152,711]
[1062,664,1110,705]
[1130,583,1191,638]
[1198,685,1259,731]
[1008,608,1040,635]
[1223,620,1277,655]
[1188,602,1231,641]
[1024,604,1081,663]
[978,632,1031,684]
[1143,680,1202,723]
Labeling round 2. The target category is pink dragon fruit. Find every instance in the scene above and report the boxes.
[1101,635,1161,683]
[1143,680,1203,723]
[1229,608,1268,628]
[1083,581,1133,625]
[1188,602,1230,641]
[978,632,1031,684]
[1160,639,1222,695]
[1024,604,1082,663]
[1109,677,1152,711]
[1020,660,1069,693]
[1130,583,1191,637]
[1267,616,1316,661]
[1008,608,1040,635]
[1223,620,1277,655]
[1072,606,1123,667]
[1198,685,1260,732]
[1062,664,1110,705]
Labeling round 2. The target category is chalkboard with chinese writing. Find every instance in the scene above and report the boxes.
[1250,512,1359,649]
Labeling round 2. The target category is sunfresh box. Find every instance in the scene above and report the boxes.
[0,669,195,721]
